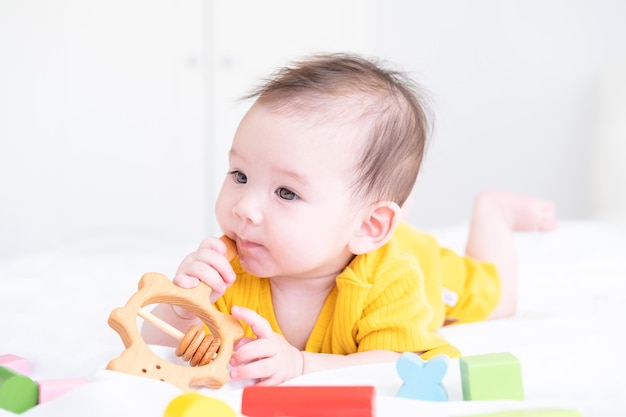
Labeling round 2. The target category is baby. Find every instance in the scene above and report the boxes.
[142,53,557,385]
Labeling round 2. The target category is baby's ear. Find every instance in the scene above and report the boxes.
[349,201,401,255]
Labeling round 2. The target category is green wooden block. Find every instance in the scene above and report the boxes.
[0,366,39,413]
[460,352,524,401]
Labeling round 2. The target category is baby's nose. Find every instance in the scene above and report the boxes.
[232,195,263,225]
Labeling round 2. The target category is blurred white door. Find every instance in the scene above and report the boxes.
[0,1,207,256]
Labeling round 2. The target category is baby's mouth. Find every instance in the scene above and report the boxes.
[236,237,262,252]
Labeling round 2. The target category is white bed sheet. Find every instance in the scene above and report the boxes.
[1,220,625,416]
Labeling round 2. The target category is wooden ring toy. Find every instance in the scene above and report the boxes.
[106,237,243,390]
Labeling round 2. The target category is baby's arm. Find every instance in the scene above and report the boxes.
[141,236,236,346]
[465,191,558,319]
[301,350,401,374]
[228,306,400,385]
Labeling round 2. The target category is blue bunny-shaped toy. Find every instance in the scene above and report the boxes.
[396,352,449,401]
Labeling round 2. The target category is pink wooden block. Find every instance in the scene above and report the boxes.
[37,378,90,403]
[0,355,29,375]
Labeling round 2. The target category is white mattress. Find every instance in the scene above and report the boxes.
[1,220,625,416]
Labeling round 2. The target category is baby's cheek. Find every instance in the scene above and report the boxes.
[214,198,229,228]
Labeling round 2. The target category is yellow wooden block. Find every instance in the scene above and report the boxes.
[163,392,236,417]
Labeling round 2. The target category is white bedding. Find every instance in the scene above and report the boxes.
[1,220,625,416]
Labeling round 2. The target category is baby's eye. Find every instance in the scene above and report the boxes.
[229,170,247,184]
[276,187,299,201]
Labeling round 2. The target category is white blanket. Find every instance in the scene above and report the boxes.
[1,220,625,416]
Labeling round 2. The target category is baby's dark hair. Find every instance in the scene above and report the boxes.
[243,53,431,206]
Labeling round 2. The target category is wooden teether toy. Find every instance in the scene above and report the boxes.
[106,237,243,390]
[136,310,221,367]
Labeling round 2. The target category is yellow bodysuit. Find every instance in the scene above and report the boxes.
[214,222,500,358]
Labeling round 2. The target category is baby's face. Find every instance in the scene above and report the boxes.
[215,102,367,280]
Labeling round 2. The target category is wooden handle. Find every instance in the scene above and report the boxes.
[219,235,237,262]
[137,307,184,341]
[106,236,241,390]
[136,236,237,342]
[107,272,244,390]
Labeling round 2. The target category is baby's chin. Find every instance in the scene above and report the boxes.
[237,255,272,278]
[237,246,304,279]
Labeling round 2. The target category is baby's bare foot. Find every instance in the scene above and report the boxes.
[476,191,559,232]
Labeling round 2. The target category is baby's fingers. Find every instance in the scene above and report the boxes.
[173,237,236,296]
[230,306,273,338]
[230,337,274,367]
[234,337,256,351]
[195,239,237,286]
[172,273,200,289]
[174,258,229,292]
[231,356,280,385]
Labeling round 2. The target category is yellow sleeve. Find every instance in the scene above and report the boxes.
[438,246,500,323]
[351,262,456,355]
[394,222,501,325]
[333,242,461,358]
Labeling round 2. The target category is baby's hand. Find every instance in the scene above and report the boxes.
[173,236,236,303]
[228,306,304,386]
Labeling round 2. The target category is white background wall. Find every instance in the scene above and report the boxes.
[375,1,626,229]
[0,0,208,257]
[1,1,625,257]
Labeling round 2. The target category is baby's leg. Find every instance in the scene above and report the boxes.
[465,191,558,319]
[482,191,559,232]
